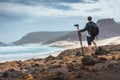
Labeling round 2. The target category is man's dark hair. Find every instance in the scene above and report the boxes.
[88,16,92,21]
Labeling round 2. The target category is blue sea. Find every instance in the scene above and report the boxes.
[0,44,64,63]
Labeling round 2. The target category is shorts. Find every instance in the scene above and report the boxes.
[87,36,95,45]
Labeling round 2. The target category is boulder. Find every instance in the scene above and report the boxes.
[82,56,97,65]
[45,55,56,61]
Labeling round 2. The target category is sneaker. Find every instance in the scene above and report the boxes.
[94,47,100,51]
[95,47,102,55]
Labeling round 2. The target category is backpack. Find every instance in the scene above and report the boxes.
[89,22,99,38]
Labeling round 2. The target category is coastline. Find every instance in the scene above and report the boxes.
[0,43,120,80]
[1,36,120,63]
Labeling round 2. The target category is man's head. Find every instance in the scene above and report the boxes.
[87,16,92,21]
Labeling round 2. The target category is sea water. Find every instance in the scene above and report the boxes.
[0,44,64,63]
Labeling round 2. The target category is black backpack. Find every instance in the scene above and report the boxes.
[89,22,99,38]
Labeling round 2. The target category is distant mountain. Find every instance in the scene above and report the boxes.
[97,18,120,39]
[118,22,120,25]
[45,18,120,44]
[13,18,120,45]
[44,31,86,44]
[0,42,3,45]
[13,31,70,45]
[0,42,7,46]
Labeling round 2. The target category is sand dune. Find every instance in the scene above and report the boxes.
[50,36,120,49]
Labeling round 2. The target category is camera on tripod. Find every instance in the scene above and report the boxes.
[74,24,79,27]
[74,24,79,29]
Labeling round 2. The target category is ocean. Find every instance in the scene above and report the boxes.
[0,44,64,63]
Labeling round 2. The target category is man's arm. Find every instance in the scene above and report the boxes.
[80,23,88,32]
[80,27,87,32]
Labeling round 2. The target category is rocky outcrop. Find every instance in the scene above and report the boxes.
[97,18,120,40]
[0,44,120,80]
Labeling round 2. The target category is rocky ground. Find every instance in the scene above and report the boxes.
[0,44,120,80]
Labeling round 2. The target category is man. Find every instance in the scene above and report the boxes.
[77,16,98,56]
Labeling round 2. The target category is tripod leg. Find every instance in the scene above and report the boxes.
[78,31,84,57]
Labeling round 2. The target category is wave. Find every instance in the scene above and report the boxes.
[0,44,64,63]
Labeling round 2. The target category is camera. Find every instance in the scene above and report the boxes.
[74,24,79,29]
[74,24,79,27]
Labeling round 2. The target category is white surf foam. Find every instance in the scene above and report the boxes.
[0,44,64,63]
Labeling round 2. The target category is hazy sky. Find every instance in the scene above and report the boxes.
[0,0,120,43]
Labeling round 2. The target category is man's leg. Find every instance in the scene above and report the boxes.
[87,37,92,56]
[88,45,92,56]
[93,40,97,48]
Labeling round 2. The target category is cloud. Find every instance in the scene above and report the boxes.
[0,0,99,4]
[0,0,99,11]
[0,0,120,43]
[86,8,101,12]
[0,0,120,20]
[0,2,80,17]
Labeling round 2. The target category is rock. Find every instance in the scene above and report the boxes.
[2,69,24,78]
[41,69,69,80]
[82,56,97,65]
[113,53,120,60]
[76,52,83,56]
[25,74,34,80]
[70,73,79,79]
[67,62,74,72]
[95,47,109,55]
[50,63,61,68]
[71,72,84,79]
[107,61,118,69]
[41,76,64,80]
[64,56,74,62]
[58,49,76,58]
[93,63,108,72]
[97,55,113,61]
[32,63,40,67]
[87,67,94,72]
[2,71,9,77]
[45,55,56,61]
[49,76,64,80]
[0,72,2,77]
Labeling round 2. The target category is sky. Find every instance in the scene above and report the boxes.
[0,0,120,43]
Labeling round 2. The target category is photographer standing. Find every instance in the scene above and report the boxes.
[77,16,99,57]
